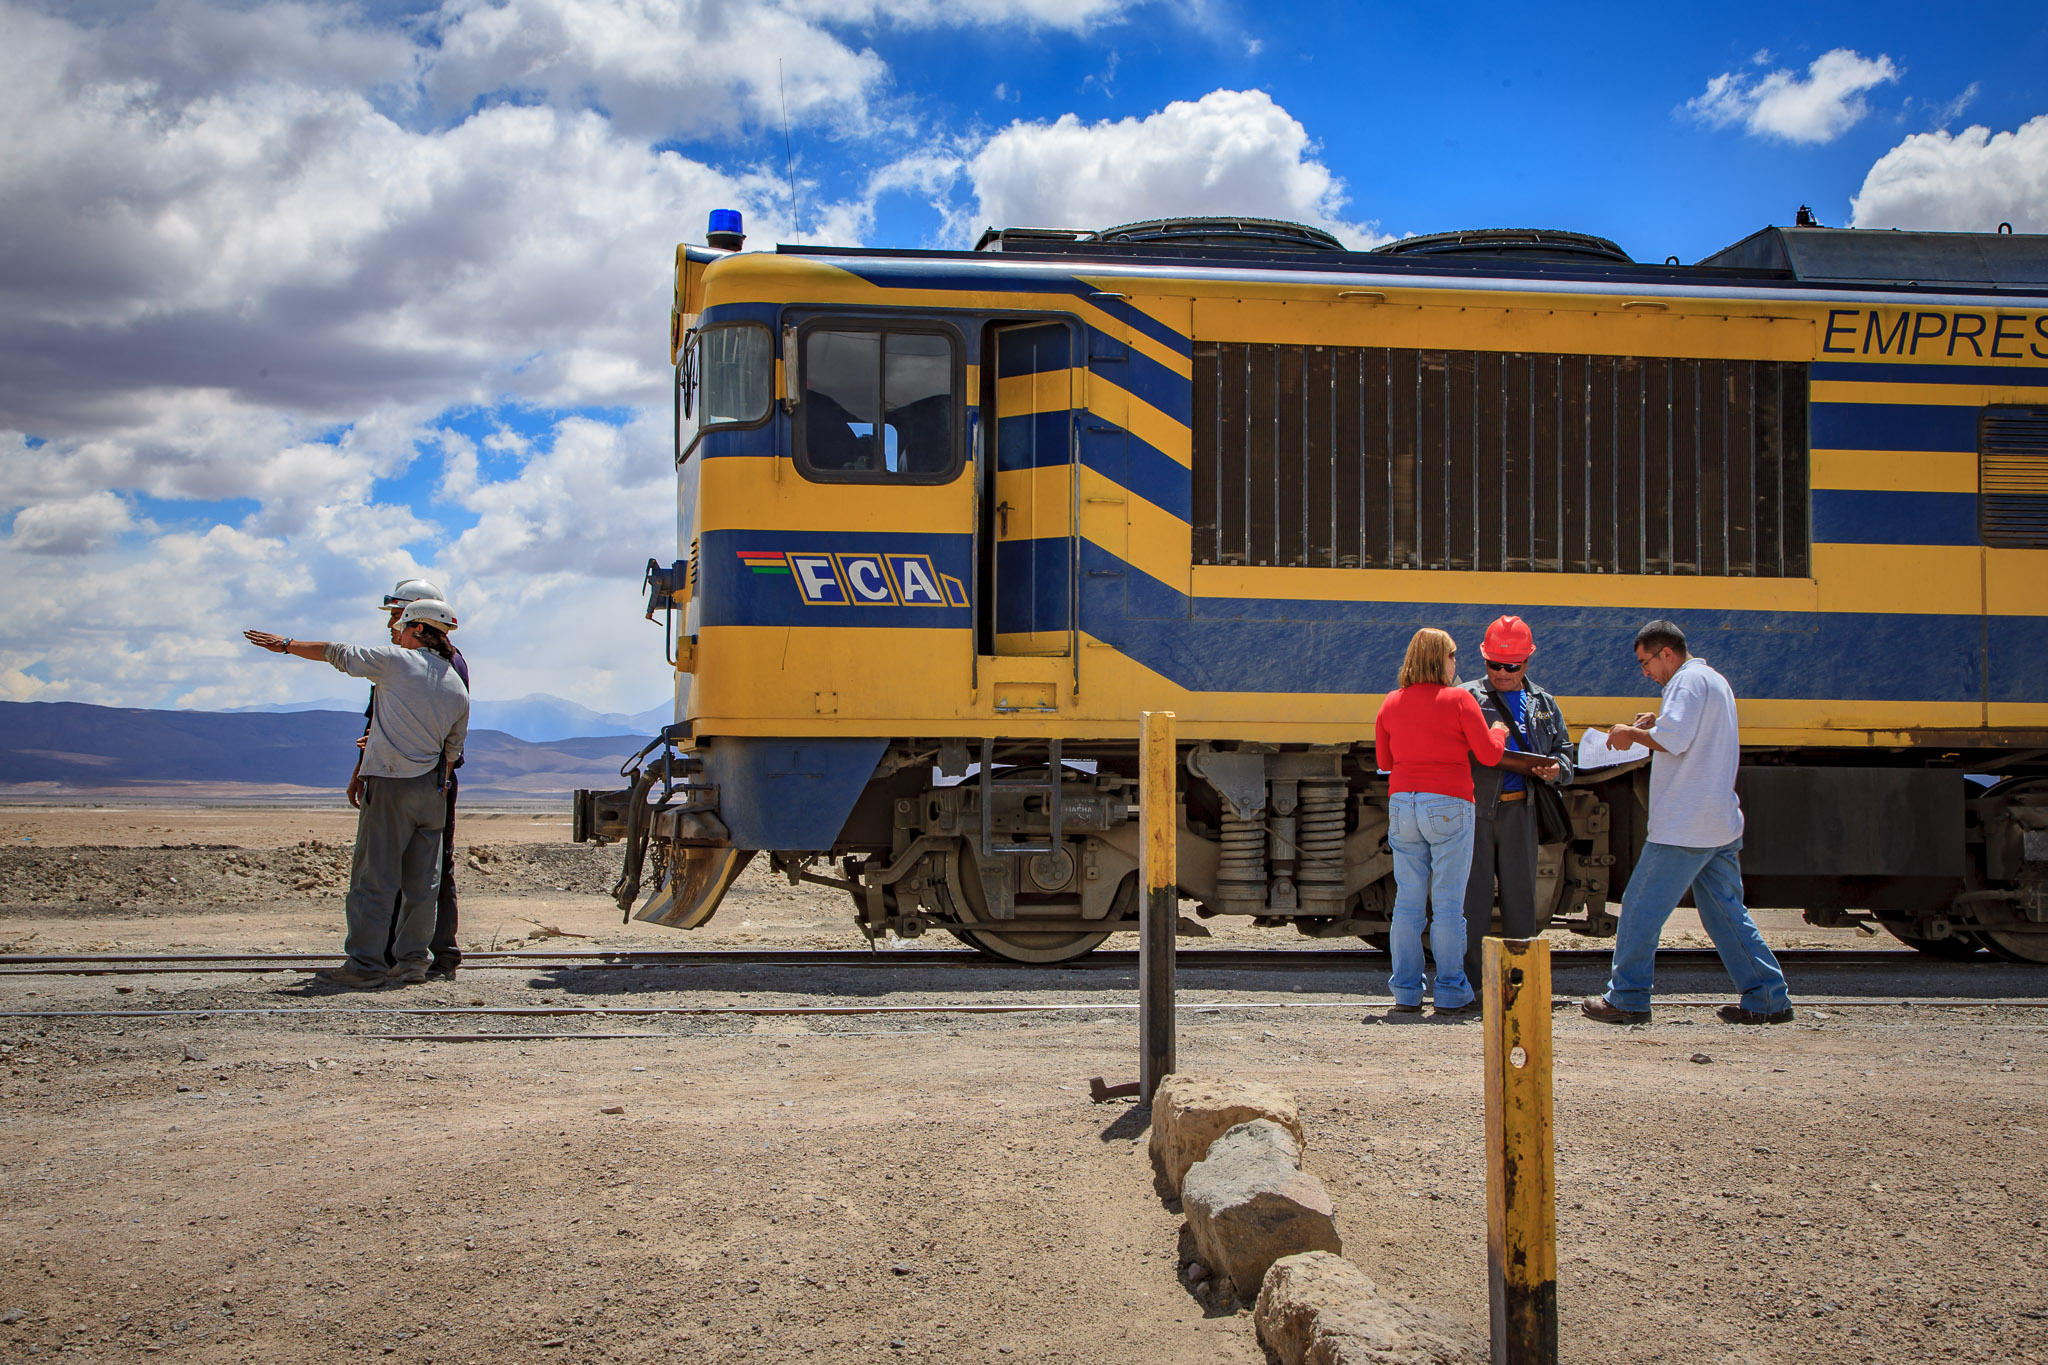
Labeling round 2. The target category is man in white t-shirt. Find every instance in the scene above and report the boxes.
[1580,619,1793,1026]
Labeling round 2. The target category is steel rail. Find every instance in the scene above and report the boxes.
[0,946,1954,977]
[1,996,2046,1024]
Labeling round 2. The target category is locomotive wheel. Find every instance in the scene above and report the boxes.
[940,840,1115,965]
[1976,930,2048,963]
[1965,777,2048,964]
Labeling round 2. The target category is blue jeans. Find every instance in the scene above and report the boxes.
[1604,839,1791,1014]
[1386,793,1477,1008]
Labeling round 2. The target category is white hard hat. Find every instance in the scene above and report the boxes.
[398,598,458,631]
[382,577,445,609]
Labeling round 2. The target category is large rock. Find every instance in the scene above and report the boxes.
[1181,1120,1341,1301]
[1255,1252,1484,1365]
[1148,1074,1303,1194]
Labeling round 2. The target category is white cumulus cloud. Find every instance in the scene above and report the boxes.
[1686,48,1898,145]
[1850,114,2048,233]
[947,88,1387,246]
[7,492,137,557]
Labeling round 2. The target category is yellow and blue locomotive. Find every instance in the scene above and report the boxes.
[576,214,2048,964]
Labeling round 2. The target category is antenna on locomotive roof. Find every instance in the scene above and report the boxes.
[779,60,800,244]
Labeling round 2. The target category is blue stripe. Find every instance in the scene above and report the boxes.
[1812,490,1980,546]
[1073,540,2019,704]
[995,411,1069,472]
[998,412,1194,524]
[697,529,971,628]
[698,530,2038,708]
[995,323,1071,377]
[696,422,783,459]
[703,736,889,850]
[699,302,785,333]
[1116,436,1194,523]
[994,537,1070,635]
[834,260,1193,360]
[1101,341,1193,428]
[1810,402,1979,452]
[1813,360,2048,387]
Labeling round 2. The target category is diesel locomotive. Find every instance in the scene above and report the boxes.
[574,214,2048,964]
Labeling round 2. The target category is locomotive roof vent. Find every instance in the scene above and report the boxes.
[1372,228,1632,264]
[973,217,1345,254]
[1085,217,1346,252]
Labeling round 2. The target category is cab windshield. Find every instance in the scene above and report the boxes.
[676,323,772,462]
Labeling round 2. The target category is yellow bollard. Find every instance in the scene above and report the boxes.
[1138,710,1177,1102]
[1484,936,1557,1365]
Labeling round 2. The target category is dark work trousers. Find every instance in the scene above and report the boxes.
[346,772,446,976]
[383,769,460,972]
[1461,796,1541,990]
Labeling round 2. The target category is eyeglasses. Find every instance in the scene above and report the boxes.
[1484,660,1523,673]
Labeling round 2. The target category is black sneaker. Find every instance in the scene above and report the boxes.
[1716,1004,1794,1025]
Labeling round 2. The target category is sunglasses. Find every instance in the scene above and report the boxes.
[1484,660,1523,673]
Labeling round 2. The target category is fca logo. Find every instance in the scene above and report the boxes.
[786,553,968,608]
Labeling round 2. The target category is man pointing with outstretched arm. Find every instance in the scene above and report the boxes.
[1581,619,1794,1027]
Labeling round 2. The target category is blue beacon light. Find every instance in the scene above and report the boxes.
[707,209,746,251]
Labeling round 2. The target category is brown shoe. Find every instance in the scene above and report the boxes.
[312,965,393,991]
[387,963,428,986]
[1716,1004,1794,1025]
[1580,995,1650,1025]
[1386,1003,1423,1015]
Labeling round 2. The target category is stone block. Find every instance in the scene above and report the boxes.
[1254,1252,1483,1365]
[1147,1074,1303,1194]
[1181,1119,1340,1300]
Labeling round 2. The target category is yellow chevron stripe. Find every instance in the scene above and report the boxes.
[995,369,1075,417]
[683,625,2048,744]
[1085,371,1192,468]
[1190,563,1821,612]
[992,464,1071,543]
[695,454,976,533]
[1811,449,1978,493]
[701,256,1196,382]
[1187,295,1816,362]
[1813,379,2048,406]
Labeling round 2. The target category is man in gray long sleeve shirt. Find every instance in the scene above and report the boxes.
[325,641,468,779]
[245,602,469,988]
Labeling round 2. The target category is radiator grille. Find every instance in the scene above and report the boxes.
[1980,406,2048,548]
[1191,343,1810,577]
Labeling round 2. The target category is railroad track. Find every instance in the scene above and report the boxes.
[0,945,2011,976]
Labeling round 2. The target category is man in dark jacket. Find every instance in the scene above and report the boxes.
[1458,615,1574,992]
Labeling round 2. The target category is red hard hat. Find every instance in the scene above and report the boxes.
[1481,615,1535,664]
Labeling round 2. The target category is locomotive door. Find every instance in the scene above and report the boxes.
[983,320,1079,657]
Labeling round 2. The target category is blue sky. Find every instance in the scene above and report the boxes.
[1,0,2044,715]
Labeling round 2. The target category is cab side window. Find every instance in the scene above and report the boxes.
[799,327,958,482]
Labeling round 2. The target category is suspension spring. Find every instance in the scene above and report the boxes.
[1217,810,1266,897]
[1297,778,1347,890]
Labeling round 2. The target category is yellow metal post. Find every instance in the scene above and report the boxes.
[1138,710,1177,1102]
[1484,936,1557,1365]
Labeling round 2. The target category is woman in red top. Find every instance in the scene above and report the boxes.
[1373,628,1508,1015]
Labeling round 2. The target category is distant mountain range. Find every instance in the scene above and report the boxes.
[226,692,674,743]
[0,701,651,800]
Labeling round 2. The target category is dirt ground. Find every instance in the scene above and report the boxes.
[1,804,2044,1365]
